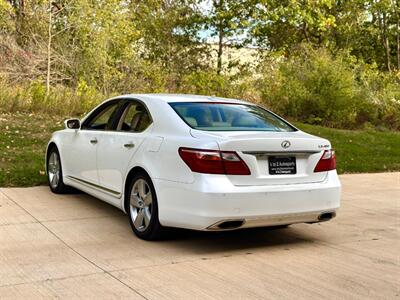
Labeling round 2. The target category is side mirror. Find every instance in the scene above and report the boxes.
[65,119,81,130]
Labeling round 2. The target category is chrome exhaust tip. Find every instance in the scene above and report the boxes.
[208,219,245,230]
[217,220,245,230]
[318,211,336,222]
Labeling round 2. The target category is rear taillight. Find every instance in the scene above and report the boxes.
[314,149,336,172]
[178,147,251,175]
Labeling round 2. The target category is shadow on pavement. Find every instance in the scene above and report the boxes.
[67,190,318,255]
[156,226,316,255]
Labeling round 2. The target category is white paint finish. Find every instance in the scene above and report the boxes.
[96,129,148,194]
[146,136,164,152]
[58,130,99,184]
[47,94,341,231]
[193,129,330,185]
[63,176,122,209]
[154,170,340,229]
[144,136,219,184]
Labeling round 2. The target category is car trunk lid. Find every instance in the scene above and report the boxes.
[190,129,330,186]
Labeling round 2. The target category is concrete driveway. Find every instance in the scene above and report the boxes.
[0,173,399,299]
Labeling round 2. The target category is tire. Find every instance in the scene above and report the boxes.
[126,171,164,240]
[46,146,70,194]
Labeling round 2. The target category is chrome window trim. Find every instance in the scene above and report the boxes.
[78,98,153,133]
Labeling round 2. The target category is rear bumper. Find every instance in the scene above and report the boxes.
[207,211,336,230]
[154,170,341,230]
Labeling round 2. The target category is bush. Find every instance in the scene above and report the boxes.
[258,46,400,130]
[355,65,400,130]
[1,46,399,131]
[0,80,105,116]
[178,69,259,102]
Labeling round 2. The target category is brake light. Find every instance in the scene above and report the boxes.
[178,148,251,175]
[314,150,336,172]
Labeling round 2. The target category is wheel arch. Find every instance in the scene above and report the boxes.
[45,141,58,175]
[45,137,66,174]
[123,166,152,213]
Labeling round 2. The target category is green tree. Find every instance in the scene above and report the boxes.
[197,0,254,74]
[129,0,209,77]
[0,0,14,33]
[368,0,400,71]
[251,0,336,52]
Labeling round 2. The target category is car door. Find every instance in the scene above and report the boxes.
[96,99,153,196]
[62,100,121,186]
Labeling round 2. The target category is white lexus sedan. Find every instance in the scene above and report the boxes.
[46,94,341,240]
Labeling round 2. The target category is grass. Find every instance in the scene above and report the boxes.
[296,123,400,174]
[0,113,399,187]
[0,113,63,187]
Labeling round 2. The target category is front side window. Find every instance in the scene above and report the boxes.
[117,101,152,132]
[169,102,296,132]
[83,102,120,130]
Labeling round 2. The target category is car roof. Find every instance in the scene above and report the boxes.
[112,93,250,104]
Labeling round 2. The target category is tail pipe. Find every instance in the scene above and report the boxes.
[208,219,245,230]
[318,211,336,222]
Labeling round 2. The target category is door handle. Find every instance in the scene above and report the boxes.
[124,143,135,148]
[90,138,98,144]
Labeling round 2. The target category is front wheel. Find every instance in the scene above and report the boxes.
[127,172,164,240]
[47,147,69,194]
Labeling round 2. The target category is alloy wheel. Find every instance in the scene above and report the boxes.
[48,152,60,189]
[130,178,153,232]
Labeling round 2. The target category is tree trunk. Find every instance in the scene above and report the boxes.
[9,0,25,16]
[217,27,224,74]
[397,17,400,70]
[302,22,311,43]
[214,0,224,74]
[377,11,392,72]
[396,0,400,70]
[382,12,392,72]
[46,0,52,95]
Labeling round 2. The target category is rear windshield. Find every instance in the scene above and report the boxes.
[169,102,296,132]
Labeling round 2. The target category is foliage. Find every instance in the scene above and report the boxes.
[251,0,337,50]
[0,80,105,116]
[0,0,14,32]
[131,0,209,74]
[251,0,400,72]
[0,0,399,131]
[195,0,254,73]
[258,46,400,129]
[178,69,256,98]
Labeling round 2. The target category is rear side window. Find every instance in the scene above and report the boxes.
[169,102,296,132]
[117,102,152,132]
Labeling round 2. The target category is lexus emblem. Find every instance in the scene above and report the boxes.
[281,140,291,149]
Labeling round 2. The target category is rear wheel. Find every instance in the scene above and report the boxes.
[47,147,69,194]
[127,172,163,240]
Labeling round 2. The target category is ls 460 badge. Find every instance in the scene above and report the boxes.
[318,144,330,148]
